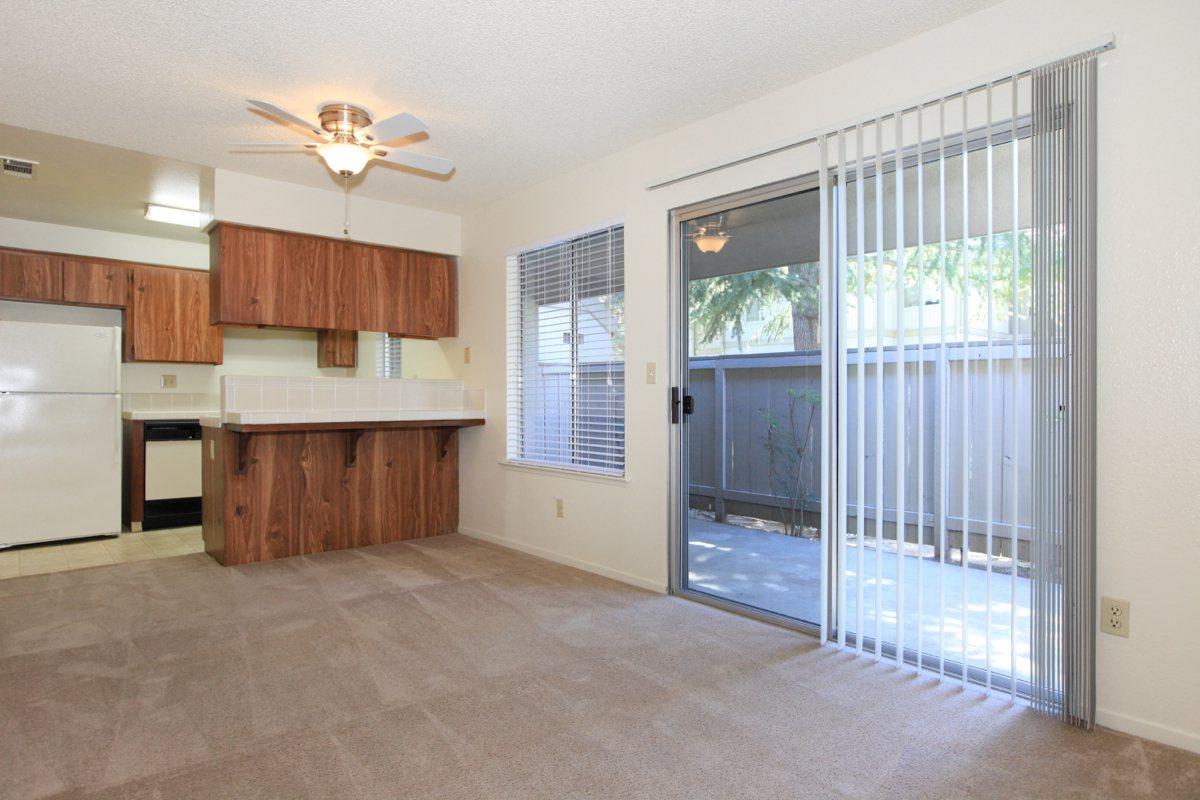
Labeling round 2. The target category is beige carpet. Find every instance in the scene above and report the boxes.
[1,534,1197,799]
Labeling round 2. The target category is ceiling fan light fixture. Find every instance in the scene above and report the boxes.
[317,141,372,176]
[693,231,729,254]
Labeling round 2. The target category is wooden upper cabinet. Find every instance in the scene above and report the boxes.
[209,224,287,326]
[61,259,129,307]
[209,223,457,338]
[127,266,222,364]
[405,252,457,339]
[0,250,62,302]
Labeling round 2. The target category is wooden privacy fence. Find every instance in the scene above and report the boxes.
[688,342,1033,558]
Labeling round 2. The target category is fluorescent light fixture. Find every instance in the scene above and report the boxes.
[144,204,205,228]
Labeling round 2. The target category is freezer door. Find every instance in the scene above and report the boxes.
[0,321,121,393]
[0,393,121,546]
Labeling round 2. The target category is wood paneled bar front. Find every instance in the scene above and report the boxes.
[201,418,483,566]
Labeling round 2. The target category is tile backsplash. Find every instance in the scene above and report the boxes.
[122,392,219,412]
[220,376,484,423]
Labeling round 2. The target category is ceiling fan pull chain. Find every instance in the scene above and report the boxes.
[343,175,351,237]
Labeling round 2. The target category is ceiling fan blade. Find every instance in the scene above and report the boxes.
[357,112,426,144]
[246,100,325,139]
[372,148,454,175]
[228,142,317,150]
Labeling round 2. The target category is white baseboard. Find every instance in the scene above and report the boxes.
[457,526,668,594]
[1097,708,1200,755]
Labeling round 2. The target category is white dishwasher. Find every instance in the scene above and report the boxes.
[143,420,203,529]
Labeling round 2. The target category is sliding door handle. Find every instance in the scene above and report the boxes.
[671,387,694,424]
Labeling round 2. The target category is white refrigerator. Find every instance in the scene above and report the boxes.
[0,320,122,547]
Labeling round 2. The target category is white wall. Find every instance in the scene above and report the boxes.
[0,216,207,268]
[213,169,460,254]
[456,0,1200,752]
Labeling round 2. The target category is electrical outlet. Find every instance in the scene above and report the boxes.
[1101,596,1130,638]
[646,362,657,384]
[463,346,471,364]
[160,374,178,389]
[555,499,565,518]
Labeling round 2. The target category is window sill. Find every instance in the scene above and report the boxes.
[498,460,630,485]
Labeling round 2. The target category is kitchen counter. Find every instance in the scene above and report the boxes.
[201,416,482,566]
[198,417,482,429]
[123,409,218,420]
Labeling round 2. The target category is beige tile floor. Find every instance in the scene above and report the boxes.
[0,526,205,579]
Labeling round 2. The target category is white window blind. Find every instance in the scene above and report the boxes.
[506,225,625,475]
[377,333,402,378]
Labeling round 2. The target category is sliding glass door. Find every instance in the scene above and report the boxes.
[671,90,1033,691]
[673,180,825,628]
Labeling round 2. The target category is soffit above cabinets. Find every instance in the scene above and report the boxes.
[0,123,212,244]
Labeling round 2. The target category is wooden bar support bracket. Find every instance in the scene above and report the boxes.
[346,429,364,468]
[235,432,253,475]
[436,428,455,460]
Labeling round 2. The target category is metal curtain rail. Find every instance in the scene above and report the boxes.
[645,35,1114,192]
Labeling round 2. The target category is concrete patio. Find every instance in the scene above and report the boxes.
[686,518,1032,681]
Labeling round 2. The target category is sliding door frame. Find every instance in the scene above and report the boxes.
[667,172,838,639]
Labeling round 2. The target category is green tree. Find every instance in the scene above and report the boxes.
[689,262,821,353]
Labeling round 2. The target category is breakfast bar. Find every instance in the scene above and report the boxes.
[200,376,484,566]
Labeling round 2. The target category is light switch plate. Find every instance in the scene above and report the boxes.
[646,362,657,384]
[464,346,471,364]
[555,498,565,518]
[160,374,178,389]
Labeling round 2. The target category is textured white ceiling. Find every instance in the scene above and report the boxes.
[0,0,998,214]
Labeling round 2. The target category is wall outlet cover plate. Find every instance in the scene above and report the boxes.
[1101,596,1130,638]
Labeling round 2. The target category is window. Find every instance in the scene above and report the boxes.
[376,333,402,378]
[507,225,625,475]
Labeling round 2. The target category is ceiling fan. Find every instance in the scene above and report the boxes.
[232,100,454,178]
[686,215,731,253]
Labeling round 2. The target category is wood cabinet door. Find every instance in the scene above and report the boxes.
[316,330,358,368]
[286,233,347,330]
[211,225,290,326]
[128,267,222,363]
[178,269,223,363]
[0,251,61,301]
[399,253,457,338]
[348,242,404,332]
[61,259,129,307]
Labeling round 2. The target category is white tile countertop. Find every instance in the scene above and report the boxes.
[198,410,482,428]
[122,392,219,421]
[123,410,219,420]
[198,377,486,429]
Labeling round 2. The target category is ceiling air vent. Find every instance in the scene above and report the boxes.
[1,157,38,179]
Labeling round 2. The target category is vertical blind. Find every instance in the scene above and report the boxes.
[816,45,1100,718]
[506,225,625,474]
[820,77,1036,693]
[376,334,403,378]
[1030,50,1098,728]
